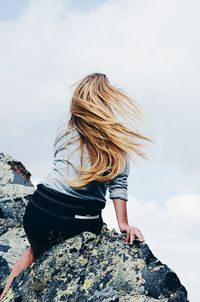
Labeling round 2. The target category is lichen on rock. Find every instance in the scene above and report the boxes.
[0,153,189,301]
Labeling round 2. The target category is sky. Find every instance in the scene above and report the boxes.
[0,0,199,300]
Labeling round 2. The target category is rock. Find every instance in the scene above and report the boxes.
[0,153,189,301]
[0,152,35,221]
[0,153,35,289]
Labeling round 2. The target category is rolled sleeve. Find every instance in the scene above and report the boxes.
[106,156,130,201]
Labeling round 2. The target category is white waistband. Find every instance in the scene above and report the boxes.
[74,214,100,219]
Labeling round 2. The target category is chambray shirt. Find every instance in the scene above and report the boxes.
[38,119,130,204]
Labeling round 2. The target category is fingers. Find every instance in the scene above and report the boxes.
[125,233,130,242]
[129,232,135,244]
[134,229,145,243]
[124,229,145,244]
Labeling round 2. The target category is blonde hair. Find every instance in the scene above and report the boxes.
[55,72,154,188]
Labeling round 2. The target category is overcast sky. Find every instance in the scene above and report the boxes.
[0,0,199,300]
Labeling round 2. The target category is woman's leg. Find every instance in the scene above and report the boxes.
[0,246,35,300]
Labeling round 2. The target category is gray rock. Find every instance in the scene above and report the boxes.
[0,152,35,222]
[0,153,34,290]
[0,153,189,301]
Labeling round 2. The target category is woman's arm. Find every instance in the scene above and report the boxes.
[112,198,129,226]
[112,198,145,244]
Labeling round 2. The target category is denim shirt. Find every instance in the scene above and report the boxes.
[38,120,130,204]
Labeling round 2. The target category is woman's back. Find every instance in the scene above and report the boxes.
[38,119,130,205]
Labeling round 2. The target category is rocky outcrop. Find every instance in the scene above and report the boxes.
[0,152,35,294]
[0,153,189,301]
[0,152,35,221]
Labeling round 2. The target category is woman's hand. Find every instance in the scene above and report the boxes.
[119,223,145,244]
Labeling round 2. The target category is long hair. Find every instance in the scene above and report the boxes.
[55,72,154,188]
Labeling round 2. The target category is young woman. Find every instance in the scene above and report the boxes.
[0,72,152,300]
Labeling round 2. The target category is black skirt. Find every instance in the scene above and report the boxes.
[23,184,104,259]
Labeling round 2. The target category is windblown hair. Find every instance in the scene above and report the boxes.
[55,72,153,188]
